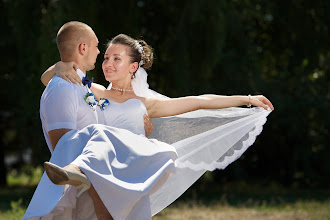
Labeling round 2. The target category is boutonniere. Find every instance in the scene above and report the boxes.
[84,92,98,111]
[98,98,110,110]
[82,74,110,111]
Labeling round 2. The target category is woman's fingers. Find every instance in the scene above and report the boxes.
[68,70,82,85]
[69,62,82,85]
[261,96,274,110]
[251,96,274,111]
[144,114,154,137]
[55,61,82,85]
[254,99,268,110]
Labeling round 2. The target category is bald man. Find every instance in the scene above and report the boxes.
[25,21,153,220]
[34,21,111,220]
[42,21,100,151]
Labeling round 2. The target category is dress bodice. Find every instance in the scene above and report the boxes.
[98,98,147,136]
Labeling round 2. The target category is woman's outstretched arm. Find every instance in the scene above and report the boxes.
[41,61,81,86]
[144,94,274,118]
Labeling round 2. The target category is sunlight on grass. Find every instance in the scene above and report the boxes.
[1,168,329,220]
[0,165,43,219]
[154,199,330,220]
[0,199,26,220]
[1,198,329,220]
[7,165,43,186]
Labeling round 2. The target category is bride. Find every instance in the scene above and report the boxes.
[24,34,273,220]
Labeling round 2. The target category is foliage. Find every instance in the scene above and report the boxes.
[1,0,329,187]
[7,165,43,186]
[1,176,329,219]
[0,199,26,220]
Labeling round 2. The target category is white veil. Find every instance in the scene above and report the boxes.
[112,67,272,215]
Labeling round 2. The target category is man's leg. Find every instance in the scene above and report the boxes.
[88,185,113,220]
[63,164,113,220]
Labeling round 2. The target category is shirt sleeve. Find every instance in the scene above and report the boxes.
[41,80,78,132]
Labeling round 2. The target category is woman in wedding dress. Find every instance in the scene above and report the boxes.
[24,34,273,220]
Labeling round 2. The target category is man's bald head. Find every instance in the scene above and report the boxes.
[56,21,95,60]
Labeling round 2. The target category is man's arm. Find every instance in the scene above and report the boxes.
[49,128,72,151]
[42,81,78,151]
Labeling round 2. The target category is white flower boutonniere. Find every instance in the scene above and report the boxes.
[98,98,110,110]
[84,92,110,111]
[84,92,98,111]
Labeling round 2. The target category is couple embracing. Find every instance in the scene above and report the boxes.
[23,21,273,220]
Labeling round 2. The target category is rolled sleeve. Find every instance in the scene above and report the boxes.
[41,79,79,132]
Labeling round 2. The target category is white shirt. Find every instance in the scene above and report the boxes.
[40,69,98,153]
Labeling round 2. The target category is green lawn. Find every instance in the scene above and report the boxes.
[1,167,329,220]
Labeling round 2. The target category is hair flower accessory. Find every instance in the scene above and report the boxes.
[98,98,110,110]
[135,41,145,67]
[84,92,97,111]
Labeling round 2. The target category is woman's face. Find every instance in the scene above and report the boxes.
[102,44,136,82]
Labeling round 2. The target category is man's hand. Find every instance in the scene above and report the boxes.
[144,114,154,137]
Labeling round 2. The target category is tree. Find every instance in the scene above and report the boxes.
[2,0,329,187]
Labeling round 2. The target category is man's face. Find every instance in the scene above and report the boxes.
[85,32,100,71]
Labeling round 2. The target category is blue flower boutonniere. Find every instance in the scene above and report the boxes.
[84,92,98,111]
[98,98,110,110]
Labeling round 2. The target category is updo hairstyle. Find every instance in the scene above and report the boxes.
[106,34,153,72]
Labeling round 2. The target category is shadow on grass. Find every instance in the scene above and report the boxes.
[0,185,37,212]
[1,177,329,214]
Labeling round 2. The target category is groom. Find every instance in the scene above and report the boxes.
[39,21,154,220]
[24,21,154,220]
[41,21,100,152]
[39,21,111,220]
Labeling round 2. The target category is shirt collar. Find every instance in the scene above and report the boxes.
[77,69,86,80]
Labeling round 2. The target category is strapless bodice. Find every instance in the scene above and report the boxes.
[98,98,147,136]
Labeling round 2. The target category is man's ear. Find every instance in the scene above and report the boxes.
[78,43,87,55]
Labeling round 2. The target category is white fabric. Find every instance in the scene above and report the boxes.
[131,67,272,215]
[149,108,270,215]
[40,69,98,152]
[98,99,146,135]
[25,67,272,219]
[24,100,177,220]
[25,69,99,220]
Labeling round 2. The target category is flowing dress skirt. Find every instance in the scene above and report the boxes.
[23,107,271,220]
[23,124,177,220]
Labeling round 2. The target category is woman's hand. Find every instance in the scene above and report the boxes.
[55,61,82,85]
[144,114,154,137]
[249,95,274,110]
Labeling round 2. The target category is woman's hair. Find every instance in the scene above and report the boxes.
[107,34,153,70]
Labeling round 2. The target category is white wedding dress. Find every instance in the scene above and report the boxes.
[23,98,177,220]
[23,68,272,220]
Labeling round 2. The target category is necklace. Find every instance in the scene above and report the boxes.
[111,86,134,92]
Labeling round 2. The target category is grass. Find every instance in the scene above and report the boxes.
[0,166,42,220]
[153,189,330,220]
[1,167,329,220]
